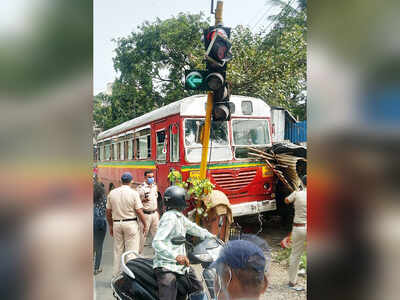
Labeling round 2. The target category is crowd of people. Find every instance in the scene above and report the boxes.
[93,171,307,299]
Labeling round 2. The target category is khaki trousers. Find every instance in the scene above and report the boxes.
[288,225,307,284]
[113,220,139,276]
[139,212,159,254]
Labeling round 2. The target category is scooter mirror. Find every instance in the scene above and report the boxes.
[171,235,186,245]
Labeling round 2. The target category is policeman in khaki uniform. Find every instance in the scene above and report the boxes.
[136,170,159,254]
[285,175,307,289]
[106,172,147,276]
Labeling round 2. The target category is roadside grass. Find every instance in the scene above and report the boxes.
[273,248,307,270]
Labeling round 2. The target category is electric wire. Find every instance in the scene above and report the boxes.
[250,3,275,31]
[264,0,296,33]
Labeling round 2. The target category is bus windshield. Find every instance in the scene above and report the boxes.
[184,119,232,163]
[232,119,270,158]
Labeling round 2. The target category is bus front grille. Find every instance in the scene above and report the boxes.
[212,169,257,191]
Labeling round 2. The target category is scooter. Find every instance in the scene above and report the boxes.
[111,218,225,300]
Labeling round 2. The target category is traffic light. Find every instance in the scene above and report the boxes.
[184,26,234,120]
[203,26,232,68]
[184,70,207,90]
[211,83,235,121]
[184,69,226,91]
[205,71,225,91]
[213,100,235,121]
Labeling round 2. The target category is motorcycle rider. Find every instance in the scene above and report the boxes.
[152,185,214,300]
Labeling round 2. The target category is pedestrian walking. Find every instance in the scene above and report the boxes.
[152,185,215,300]
[93,177,107,275]
[106,172,147,276]
[285,175,307,289]
[136,170,159,254]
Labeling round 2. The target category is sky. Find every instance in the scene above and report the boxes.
[94,0,282,95]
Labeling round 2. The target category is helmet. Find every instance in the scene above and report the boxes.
[164,186,187,210]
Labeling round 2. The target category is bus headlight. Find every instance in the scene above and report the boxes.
[262,166,271,177]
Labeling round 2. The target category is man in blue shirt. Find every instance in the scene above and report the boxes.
[152,185,214,300]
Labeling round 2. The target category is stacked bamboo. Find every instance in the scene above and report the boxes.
[247,147,307,193]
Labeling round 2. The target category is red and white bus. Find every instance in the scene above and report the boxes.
[96,94,276,217]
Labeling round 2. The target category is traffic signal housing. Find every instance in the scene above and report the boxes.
[185,70,226,91]
[185,25,234,120]
[211,83,235,121]
[203,26,232,68]
[212,100,235,121]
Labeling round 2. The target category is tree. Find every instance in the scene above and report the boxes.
[113,13,209,106]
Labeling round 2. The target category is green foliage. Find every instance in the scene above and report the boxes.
[186,177,215,199]
[167,170,214,218]
[300,252,307,270]
[167,169,188,189]
[96,2,307,130]
[230,0,307,119]
[274,247,307,271]
[274,247,292,262]
[167,170,214,199]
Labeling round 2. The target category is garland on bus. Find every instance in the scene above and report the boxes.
[168,169,214,218]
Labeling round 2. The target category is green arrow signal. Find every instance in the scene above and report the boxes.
[186,72,203,89]
[188,77,202,88]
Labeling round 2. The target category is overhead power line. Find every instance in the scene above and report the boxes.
[264,0,296,32]
[250,4,275,31]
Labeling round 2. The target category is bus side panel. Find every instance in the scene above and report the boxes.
[97,163,156,193]
[153,114,181,197]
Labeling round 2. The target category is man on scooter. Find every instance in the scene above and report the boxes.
[152,185,214,300]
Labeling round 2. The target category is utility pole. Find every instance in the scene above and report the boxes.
[199,0,224,180]
[183,0,232,225]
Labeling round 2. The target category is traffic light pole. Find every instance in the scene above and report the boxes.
[199,0,224,180]
[196,1,224,225]
[199,93,213,179]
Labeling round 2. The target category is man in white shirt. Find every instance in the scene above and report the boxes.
[285,175,307,288]
[136,170,159,254]
[106,172,147,276]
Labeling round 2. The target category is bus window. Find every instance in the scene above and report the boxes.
[156,130,166,161]
[170,124,179,162]
[118,142,124,160]
[137,128,151,159]
[117,142,121,160]
[138,136,147,159]
[184,119,232,163]
[135,138,139,159]
[147,135,151,158]
[105,144,111,160]
[232,119,270,159]
[128,140,133,160]
[104,145,108,160]
[124,141,128,160]
[112,143,117,160]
